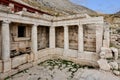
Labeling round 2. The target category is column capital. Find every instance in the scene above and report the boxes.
[50,26,56,28]
[33,23,39,27]
[63,25,68,27]
[2,20,11,24]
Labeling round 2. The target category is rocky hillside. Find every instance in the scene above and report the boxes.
[13,0,97,16]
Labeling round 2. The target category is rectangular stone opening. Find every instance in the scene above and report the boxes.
[83,24,96,52]
[55,27,64,48]
[10,23,32,58]
[69,25,78,50]
[37,26,49,50]
[18,26,26,37]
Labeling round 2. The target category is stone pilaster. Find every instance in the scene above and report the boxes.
[64,25,69,50]
[78,24,84,53]
[31,24,38,60]
[96,24,104,53]
[1,20,11,60]
[49,27,55,48]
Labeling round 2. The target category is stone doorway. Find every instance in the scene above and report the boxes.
[55,27,64,48]
[37,26,49,50]
[83,24,96,52]
[69,25,78,50]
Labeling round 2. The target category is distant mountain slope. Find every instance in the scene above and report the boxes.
[13,0,97,16]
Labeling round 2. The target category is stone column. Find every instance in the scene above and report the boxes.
[1,20,11,72]
[49,27,55,48]
[31,24,38,54]
[103,23,110,48]
[1,20,10,60]
[64,25,69,50]
[96,24,104,53]
[78,24,84,53]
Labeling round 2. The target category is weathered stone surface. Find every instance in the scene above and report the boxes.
[113,70,120,76]
[100,51,106,59]
[97,59,111,71]
[3,59,11,72]
[109,61,119,70]
[27,53,34,62]
[11,54,28,68]
[111,47,119,60]
[101,47,113,59]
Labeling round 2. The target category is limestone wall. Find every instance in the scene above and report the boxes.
[37,26,49,50]
[56,27,64,48]
[83,24,96,52]
[0,23,1,59]
[69,26,78,50]
[10,23,32,57]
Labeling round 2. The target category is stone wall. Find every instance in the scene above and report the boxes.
[83,24,96,52]
[56,27,64,48]
[69,26,78,50]
[0,23,1,59]
[37,26,49,50]
[10,23,32,57]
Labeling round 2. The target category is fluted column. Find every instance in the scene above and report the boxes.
[64,25,69,50]
[78,24,84,53]
[31,24,38,54]
[49,27,55,48]
[1,20,10,60]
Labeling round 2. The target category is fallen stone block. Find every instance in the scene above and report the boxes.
[97,59,111,71]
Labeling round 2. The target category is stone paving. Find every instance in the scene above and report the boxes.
[5,59,120,80]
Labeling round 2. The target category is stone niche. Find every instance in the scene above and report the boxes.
[10,23,32,58]
[37,26,49,50]
[69,25,78,50]
[83,24,96,52]
[0,22,1,59]
[56,27,64,48]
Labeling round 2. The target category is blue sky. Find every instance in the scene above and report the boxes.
[70,0,120,14]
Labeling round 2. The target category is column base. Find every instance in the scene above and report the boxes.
[2,59,11,73]
[78,51,84,58]
[27,53,34,63]
[33,53,38,62]
[63,49,69,57]
[0,60,2,73]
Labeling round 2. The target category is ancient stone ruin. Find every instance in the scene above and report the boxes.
[0,0,119,79]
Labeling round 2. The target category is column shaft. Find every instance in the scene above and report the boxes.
[78,24,84,53]
[96,24,104,53]
[31,24,38,54]
[64,26,69,50]
[49,27,55,48]
[1,21,10,60]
